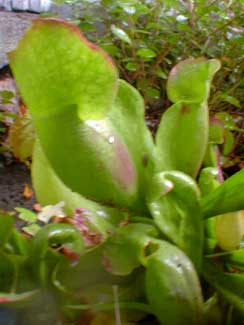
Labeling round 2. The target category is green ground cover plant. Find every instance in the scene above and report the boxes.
[0,18,244,324]
[0,90,16,152]
[56,0,244,112]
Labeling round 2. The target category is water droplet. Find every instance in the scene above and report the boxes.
[108,136,115,144]
[160,179,173,196]
[176,15,188,22]
[123,5,135,15]
[86,120,103,133]
[97,210,108,218]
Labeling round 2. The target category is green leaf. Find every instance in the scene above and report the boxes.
[0,215,14,248]
[156,67,167,79]
[215,211,244,251]
[203,259,244,314]
[125,61,137,71]
[32,223,85,285]
[156,101,209,178]
[219,93,241,108]
[108,80,155,212]
[167,58,221,103]
[33,223,85,258]
[146,22,161,30]
[222,249,244,269]
[160,0,183,8]
[201,169,244,218]
[203,144,219,168]
[198,168,220,251]
[32,141,125,236]
[209,117,224,144]
[8,230,31,256]
[145,87,160,99]
[65,300,151,313]
[203,294,223,325]
[134,3,151,15]
[136,48,156,60]
[63,120,137,211]
[0,290,39,308]
[15,208,37,223]
[198,167,220,197]
[116,0,137,6]
[223,130,234,155]
[53,246,119,292]
[145,239,204,325]
[0,254,16,292]
[78,22,95,32]
[10,19,118,121]
[103,223,158,275]
[118,2,136,15]
[111,25,132,45]
[216,112,235,129]
[22,224,41,236]
[164,58,172,64]
[204,238,217,255]
[100,44,120,57]
[147,171,203,270]
[11,20,141,211]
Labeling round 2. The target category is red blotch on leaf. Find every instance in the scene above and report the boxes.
[180,105,190,114]
[68,208,103,247]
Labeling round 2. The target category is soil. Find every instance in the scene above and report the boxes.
[0,156,36,212]
[0,11,38,68]
[0,65,36,212]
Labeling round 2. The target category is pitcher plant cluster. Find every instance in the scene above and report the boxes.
[0,19,244,324]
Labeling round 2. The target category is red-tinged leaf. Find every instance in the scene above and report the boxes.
[209,117,224,144]
[10,18,118,121]
[167,58,220,103]
[68,208,103,247]
[10,20,142,211]
[0,290,39,307]
[156,101,208,178]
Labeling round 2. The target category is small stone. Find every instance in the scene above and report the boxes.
[0,11,38,68]
[12,0,29,11]
[29,0,52,13]
[0,0,11,11]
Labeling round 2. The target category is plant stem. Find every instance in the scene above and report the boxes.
[65,302,152,313]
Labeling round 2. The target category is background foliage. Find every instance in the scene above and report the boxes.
[55,0,244,112]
